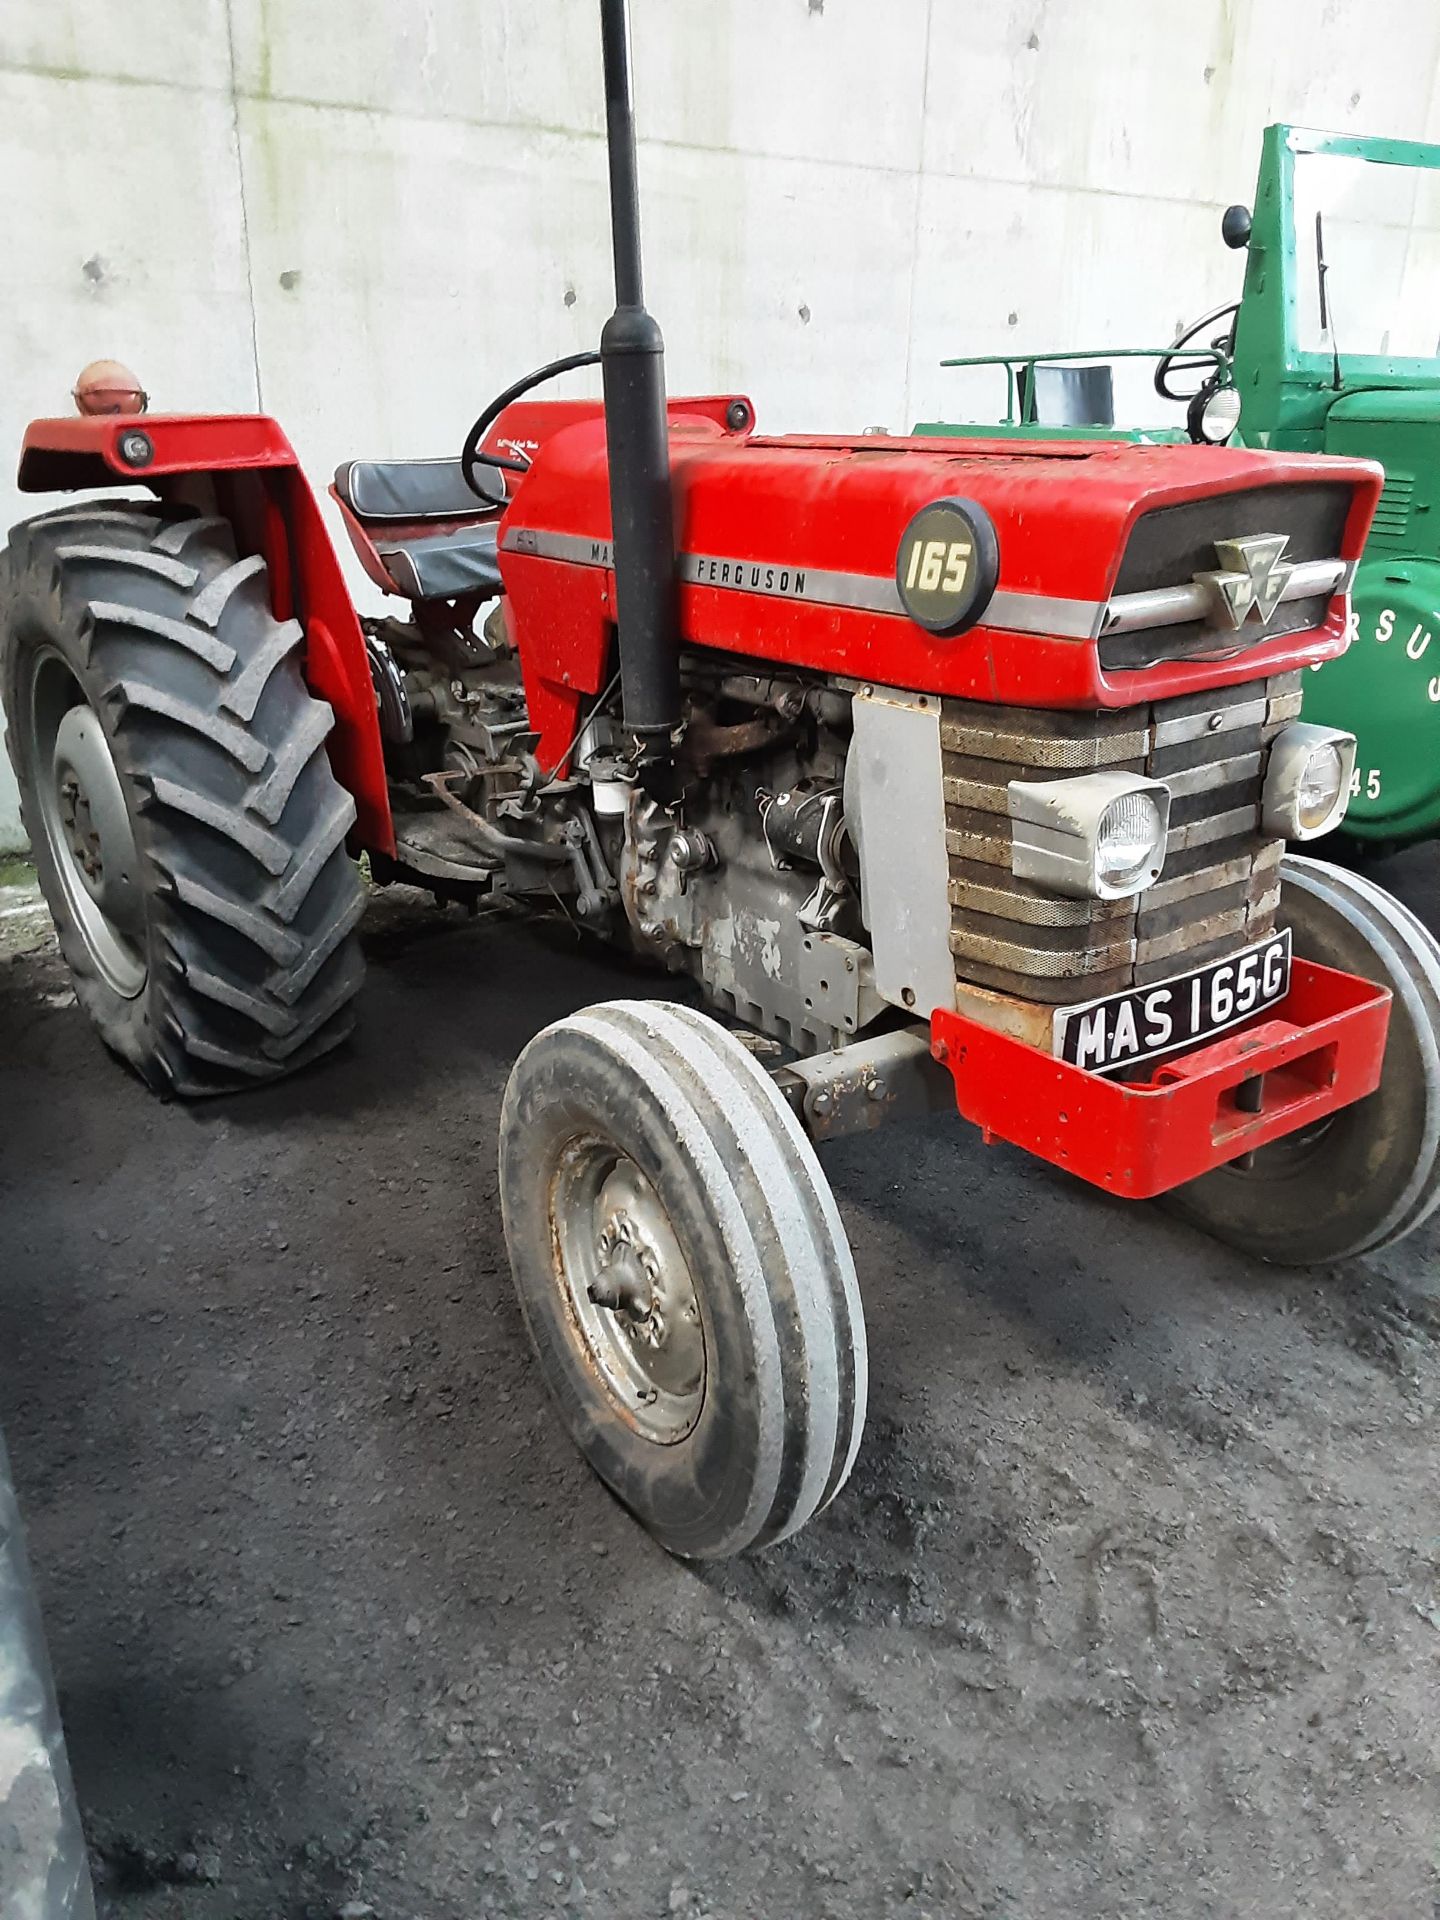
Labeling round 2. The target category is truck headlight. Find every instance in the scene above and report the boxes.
[1007,770,1171,901]
[1261,722,1356,839]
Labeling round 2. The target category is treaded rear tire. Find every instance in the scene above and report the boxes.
[1,500,365,1095]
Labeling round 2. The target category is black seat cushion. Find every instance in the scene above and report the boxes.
[335,455,506,520]
[375,523,503,602]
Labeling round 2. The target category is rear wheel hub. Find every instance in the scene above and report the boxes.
[29,657,146,998]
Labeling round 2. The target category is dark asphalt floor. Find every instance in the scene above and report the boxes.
[2,849,1438,1919]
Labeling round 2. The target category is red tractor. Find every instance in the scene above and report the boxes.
[4,4,1439,1557]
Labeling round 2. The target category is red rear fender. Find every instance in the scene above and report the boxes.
[16,414,393,855]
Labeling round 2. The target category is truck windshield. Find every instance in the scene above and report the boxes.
[1293,150,1440,359]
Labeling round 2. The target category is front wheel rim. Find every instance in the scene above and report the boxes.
[27,650,147,998]
[550,1138,707,1445]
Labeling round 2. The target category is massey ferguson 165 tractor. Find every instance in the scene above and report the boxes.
[4,8,1440,1557]
[921,123,1440,854]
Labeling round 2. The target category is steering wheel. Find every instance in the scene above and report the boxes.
[1154,302,1240,402]
[461,349,603,503]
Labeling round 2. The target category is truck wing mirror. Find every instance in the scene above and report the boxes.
[1221,204,1252,250]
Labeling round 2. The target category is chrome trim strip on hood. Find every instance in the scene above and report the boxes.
[500,524,1104,638]
[1102,558,1351,635]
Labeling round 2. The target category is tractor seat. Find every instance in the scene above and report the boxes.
[368,522,503,602]
[333,456,507,603]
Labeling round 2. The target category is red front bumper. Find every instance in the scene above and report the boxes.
[929,958,1391,1201]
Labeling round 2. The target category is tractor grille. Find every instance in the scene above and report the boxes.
[1100,483,1349,672]
[1368,471,1414,551]
[942,673,1301,1005]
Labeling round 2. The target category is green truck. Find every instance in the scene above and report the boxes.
[920,124,1440,851]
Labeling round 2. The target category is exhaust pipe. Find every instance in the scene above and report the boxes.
[598,0,680,795]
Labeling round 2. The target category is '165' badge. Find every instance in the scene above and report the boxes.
[895,497,1000,637]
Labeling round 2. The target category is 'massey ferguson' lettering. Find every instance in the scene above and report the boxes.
[507,526,855,607]
[689,555,808,598]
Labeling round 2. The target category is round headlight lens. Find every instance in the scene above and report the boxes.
[1096,790,1166,886]
[1200,386,1242,443]
[1296,740,1345,833]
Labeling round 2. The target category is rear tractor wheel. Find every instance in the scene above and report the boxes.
[499,1001,867,1557]
[1,502,365,1095]
[1165,855,1440,1263]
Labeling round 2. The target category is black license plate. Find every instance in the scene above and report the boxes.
[1053,929,1292,1076]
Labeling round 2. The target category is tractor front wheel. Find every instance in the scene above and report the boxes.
[499,1000,867,1557]
[1164,856,1440,1264]
[1,502,365,1095]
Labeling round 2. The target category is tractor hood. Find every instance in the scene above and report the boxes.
[496,406,1381,768]
[1324,390,1440,558]
[1326,387,1440,428]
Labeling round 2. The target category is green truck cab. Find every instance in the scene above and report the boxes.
[919,124,1440,849]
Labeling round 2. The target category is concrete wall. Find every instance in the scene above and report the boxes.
[4,0,1440,848]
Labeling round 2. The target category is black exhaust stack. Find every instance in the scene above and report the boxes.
[598,0,680,794]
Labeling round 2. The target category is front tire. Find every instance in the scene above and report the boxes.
[1,501,365,1095]
[1164,855,1440,1263]
[499,1000,867,1558]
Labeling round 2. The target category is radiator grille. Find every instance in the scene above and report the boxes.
[943,674,1300,1004]
[1368,472,1414,551]
[1100,483,1349,671]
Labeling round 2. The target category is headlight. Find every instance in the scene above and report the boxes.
[1097,789,1167,889]
[1261,722,1356,839]
[1007,770,1171,901]
[1188,383,1242,445]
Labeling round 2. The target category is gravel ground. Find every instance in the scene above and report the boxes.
[2,851,1439,1920]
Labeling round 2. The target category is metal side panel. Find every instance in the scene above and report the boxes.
[847,687,957,1018]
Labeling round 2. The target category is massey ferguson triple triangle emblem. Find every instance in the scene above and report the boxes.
[1196,532,1294,629]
